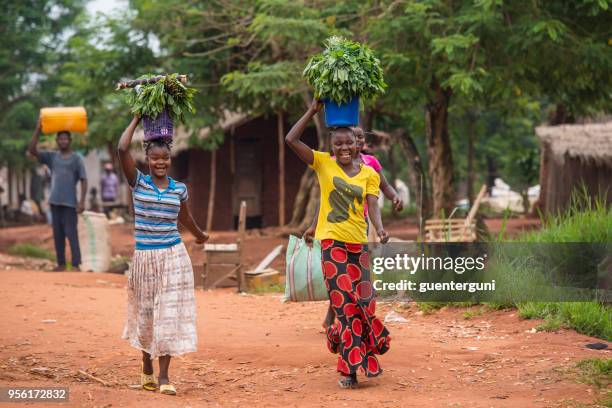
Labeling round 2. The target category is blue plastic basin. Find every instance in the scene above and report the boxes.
[324,97,360,127]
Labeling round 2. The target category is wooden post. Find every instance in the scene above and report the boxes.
[206,149,217,232]
[237,200,247,292]
[467,112,476,206]
[7,166,13,209]
[277,111,285,226]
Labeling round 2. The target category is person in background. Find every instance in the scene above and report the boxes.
[28,118,87,271]
[101,162,120,218]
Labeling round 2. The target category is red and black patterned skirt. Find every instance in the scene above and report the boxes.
[321,239,391,377]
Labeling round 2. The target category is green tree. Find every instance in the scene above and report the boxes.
[0,0,85,168]
[57,12,156,157]
[367,0,612,217]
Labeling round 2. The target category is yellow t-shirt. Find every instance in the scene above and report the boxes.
[311,150,380,243]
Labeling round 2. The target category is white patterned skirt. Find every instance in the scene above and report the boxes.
[122,242,197,359]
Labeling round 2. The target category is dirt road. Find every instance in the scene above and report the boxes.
[0,267,607,408]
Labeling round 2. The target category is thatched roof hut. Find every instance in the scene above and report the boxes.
[535,121,612,213]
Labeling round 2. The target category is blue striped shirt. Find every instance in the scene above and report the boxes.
[131,170,188,250]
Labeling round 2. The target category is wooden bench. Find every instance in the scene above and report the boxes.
[201,201,247,291]
[424,185,486,242]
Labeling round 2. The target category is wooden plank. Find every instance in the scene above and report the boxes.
[425,224,474,231]
[466,184,487,225]
[206,251,240,265]
[237,201,247,292]
[204,243,238,251]
[206,149,217,231]
[425,219,466,225]
[278,111,285,226]
[254,244,284,272]
[208,266,241,289]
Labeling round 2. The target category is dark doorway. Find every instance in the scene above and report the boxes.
[233,137,263,229]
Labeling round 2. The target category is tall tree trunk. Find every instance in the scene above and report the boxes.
[426,79,454,217]
[390,128,431,235]
[486,156,497,194]
[548,103,575,125]
[466,111,477,206]
[387,146,398,193]
[533,142,551,215]
[277,111,285,226]
[7,166,13,208]
[206,149,217,231]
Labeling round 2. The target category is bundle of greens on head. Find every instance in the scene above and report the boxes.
[124,73,197,122]
[303,36,387,105]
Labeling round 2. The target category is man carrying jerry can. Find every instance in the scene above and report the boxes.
[28,116,88,271]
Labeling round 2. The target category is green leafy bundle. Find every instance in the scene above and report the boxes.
[303,36,387,104]
[124,74,197,122]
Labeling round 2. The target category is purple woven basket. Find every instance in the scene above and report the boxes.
[142,109,173,141]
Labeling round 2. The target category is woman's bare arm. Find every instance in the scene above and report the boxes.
[179,201,209,244]
[117,116,141,187]
[285,100,322,165]
[367,194,389,243]
[378,171,403,212]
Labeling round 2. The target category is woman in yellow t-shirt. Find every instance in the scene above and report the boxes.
[285,100,391,389]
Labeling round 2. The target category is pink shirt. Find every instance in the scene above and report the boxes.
[360,153,382,173]
[360,154,382,217]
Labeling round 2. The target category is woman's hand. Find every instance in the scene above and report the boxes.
[377,229,389,244]
[195,231,209,245]
[303,225,316,246]
[309,99,323,114]
[392,196,404,212]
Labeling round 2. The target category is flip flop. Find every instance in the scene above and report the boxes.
[159,384,177,395]
[141,363,157,391]
[338,376,358,389]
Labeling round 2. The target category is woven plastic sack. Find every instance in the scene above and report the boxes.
[78,211,111,272]
[283,235,328,302]
[142,109,173,141]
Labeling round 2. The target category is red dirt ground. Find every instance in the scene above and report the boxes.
[1,217,609,407]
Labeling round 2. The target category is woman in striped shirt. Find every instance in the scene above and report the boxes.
[118,115,208,396]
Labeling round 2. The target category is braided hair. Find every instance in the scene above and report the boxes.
[143,138,173,156]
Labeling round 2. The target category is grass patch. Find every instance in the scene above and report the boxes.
[110,256,131,269]
[574,359,612,407]
[463,306,486,320]
[8,244,55,261]
[535,315,565,332]
[518,302,612,341]
[416,302,446,314]
[504,191,612,341]
[416,301,478,315]
[249,283,284,295]
[576,359,612,389]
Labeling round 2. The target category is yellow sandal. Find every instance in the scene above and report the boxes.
[159,384,176,395]
[141,364,157,391]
